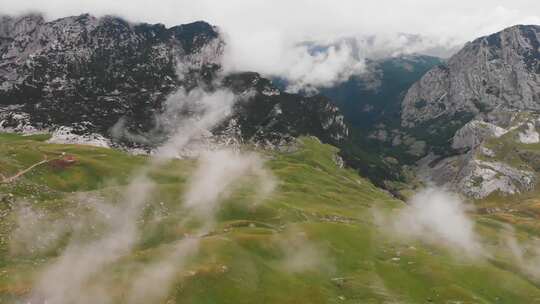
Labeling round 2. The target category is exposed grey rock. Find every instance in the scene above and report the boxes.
[480,146,496,157]
[518,121,540,143]
[417,149,536,199]
[47,126,112,148]
[403,25,540,198]
[391,134,402,146]
[406,140,426,156]
[452,120,507,149]
[333,153,345,169]
[457,159,535,199]
[0,13,350,153]
[369,129,388,142]
[402,25,540,128]
[0,105,38,133]
[417,111,540,198]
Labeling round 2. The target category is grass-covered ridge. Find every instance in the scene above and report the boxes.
[1,133,540,303]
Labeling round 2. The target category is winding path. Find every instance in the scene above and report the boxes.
[0,155,58,184]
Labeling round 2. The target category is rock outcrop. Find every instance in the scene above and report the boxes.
[399,25,540,198]
[0,14,349,151]
[418,112,540,198]
[402,25,540,129]
[451,120,507,150]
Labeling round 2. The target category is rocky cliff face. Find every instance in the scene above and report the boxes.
[0,14,221,136]
[417,111,540,198]
[0,14,348,151]
[401,25,540,198]
[402,25,540,129]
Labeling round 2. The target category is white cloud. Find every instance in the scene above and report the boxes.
[2,0,539,93]
[28,176,155,304]
[151,88,237,160]
[276,228,332,273]
[378,187,484,257]
[503,226,540,280]
[183,149,276,220]
[21,59,277,303]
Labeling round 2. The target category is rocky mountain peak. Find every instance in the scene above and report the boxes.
[401,24,540,130]
[0,13,45,38]
[0,13,349,153]
[397,24,540,198]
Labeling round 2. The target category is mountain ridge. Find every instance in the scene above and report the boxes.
[0,13,349,153]
[395,24,540,198]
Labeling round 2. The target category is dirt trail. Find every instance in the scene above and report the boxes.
[0,156,57,184]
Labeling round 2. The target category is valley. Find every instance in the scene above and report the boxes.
[0,8,540,304]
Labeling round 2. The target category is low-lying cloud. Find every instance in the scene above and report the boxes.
[503,227,540,280]
[4,1,539,93]
[377,187,484,257]
[126,237,200,304]
[18,61,277,303]
[152,87,237,160]
[224,39,367,93]
[110,87,239,156]
[27,176,154,304]
[9,203,69,256]
[184,149,276,220]
[276,228,332,273]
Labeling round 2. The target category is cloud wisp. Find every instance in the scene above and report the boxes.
[503,226,540,280]
[183,149,276,222]
[28,175,155,304]
[3,1,539,92]
[18,62,276,303]
[376,187,484,258]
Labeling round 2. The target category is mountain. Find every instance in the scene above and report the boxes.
[390,25,540,198]
[0,14,348,151]
[271,55,443,190]
[402,25,540,130]
[320,55,444,130]
[3,12,540,303]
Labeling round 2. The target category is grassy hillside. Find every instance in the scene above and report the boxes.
[0,133,540,303]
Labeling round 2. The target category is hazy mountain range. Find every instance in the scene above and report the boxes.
[1,11,540,303]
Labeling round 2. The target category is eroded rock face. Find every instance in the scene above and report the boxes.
[451,120,507,150]
[0,14,349,151]
[458,159,535,199]
[419,151,536,199]
[418,113,540,198]
[0,14,221,133]
[401,25,540,198]
[518,121,540,144]
[402,25,540,129]
[220,72,349,148]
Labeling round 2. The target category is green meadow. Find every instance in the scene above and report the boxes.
[0,133,539,303]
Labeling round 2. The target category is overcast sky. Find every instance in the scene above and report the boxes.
[2,0,539,90]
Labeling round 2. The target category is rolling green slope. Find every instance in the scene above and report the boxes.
[0,134,539,303]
